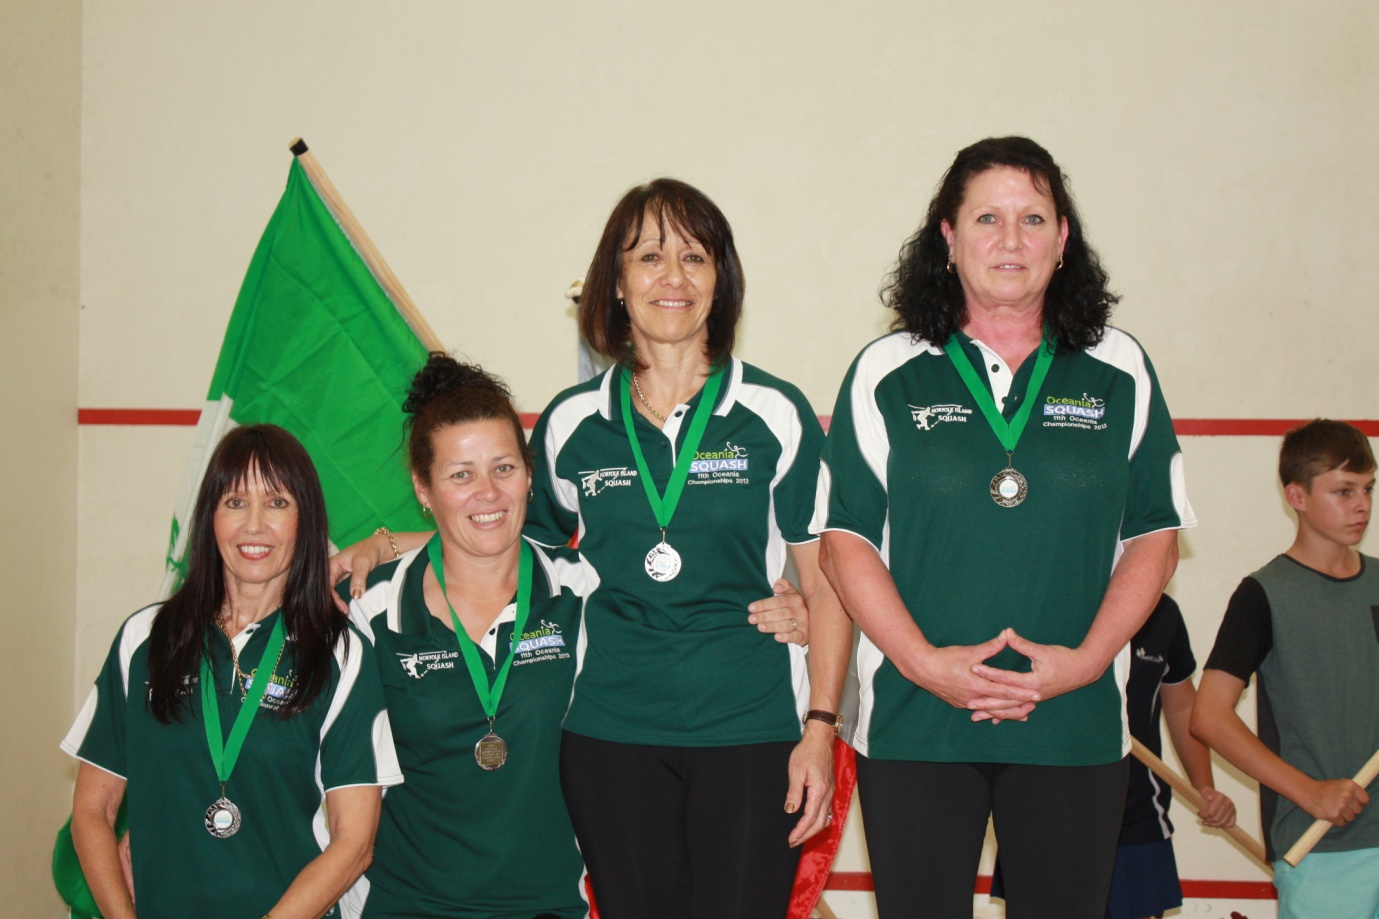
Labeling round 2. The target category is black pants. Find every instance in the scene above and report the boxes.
[559,731,802,919]
[856,755,1130,919]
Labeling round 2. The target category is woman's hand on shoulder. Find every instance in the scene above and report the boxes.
[968,628,1104,705]
[328,536,390,613]
[908,632,1041,722]
[748,578,809,646]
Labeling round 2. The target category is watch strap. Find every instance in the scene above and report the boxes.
[803,709,842,734]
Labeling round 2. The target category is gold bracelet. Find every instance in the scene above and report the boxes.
[373,526,401,559]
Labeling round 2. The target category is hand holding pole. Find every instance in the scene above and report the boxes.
[1282,747,1379,867]
[1130,737,1271,870]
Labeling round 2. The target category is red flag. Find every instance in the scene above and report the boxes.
[788,737,858,919]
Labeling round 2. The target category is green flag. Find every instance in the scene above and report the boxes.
[161,158,430,593]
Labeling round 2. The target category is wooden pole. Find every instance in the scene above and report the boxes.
[1130,737,1272,871]
[1282,747,1379,867]
[288,138,444,352]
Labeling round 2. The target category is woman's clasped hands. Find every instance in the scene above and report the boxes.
[909,627,1114,725]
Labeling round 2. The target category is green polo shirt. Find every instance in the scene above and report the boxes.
[63,606,400,919]
[527,358,823,747]
[346,539,588,919]
[814,328,1194,766]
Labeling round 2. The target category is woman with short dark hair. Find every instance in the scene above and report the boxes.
[816,137,1195,917]
[529,178,851,918]
[66,424,400,919]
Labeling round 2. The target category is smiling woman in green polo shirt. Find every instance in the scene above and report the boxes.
[342,356,592,919]
[64,424,401,919]
[527,178,851,919]
[815,137,1197,918]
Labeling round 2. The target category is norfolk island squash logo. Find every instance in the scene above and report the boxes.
[909,403,972,431]
[397,649,458,679]
[580,466,638,497]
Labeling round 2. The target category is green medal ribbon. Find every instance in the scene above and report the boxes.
[619,365,725,539]
[200,614,286,788]
[942,334,1055,455]
[427,535,533,725]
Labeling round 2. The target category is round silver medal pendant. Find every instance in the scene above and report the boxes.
[204,796,242,838]
[989,467,1028,508]
[474,731,509,771]
[644,541,682,582]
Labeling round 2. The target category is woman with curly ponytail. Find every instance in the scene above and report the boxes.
[342,353,590,919]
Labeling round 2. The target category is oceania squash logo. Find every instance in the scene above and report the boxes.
[1042,393,1107,430]
[1043,393,1105,419]
[512,619,572,667]
[690,441,749,473]
[513,619,567,654]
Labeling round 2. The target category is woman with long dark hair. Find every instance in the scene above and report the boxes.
[65,424,400,919]
[815,136,1195,917]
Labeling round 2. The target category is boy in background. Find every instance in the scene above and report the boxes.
[1192,419,1378,919]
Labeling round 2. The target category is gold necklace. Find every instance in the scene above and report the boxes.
[217,614,286,702]
[631,372,666,422]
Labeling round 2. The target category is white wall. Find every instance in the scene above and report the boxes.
[1,1,82,915]
[42,1,1379,914]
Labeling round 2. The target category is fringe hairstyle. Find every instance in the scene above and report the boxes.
[146,425,343,722]
[1279,419,1376,489]
[579,178,744,371]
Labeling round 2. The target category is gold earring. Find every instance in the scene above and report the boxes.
[421,505,432,518]
[528,488,535,503]
[1056,257,1064,270]
[946,260,955,274]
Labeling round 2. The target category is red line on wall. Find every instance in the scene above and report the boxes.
[78,410,1379,438]
[78,408,204,426]
[821,872,1277,899]
[1180,879,1279,899]
[76,408,546,428]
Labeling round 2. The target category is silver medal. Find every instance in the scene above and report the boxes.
[989,467,1028,508]
[474,730,509,771]
[644,541,682,582]
[204,796,241,838]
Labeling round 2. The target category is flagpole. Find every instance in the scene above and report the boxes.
[1130,737,1272,870]
[289,138,445,352]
